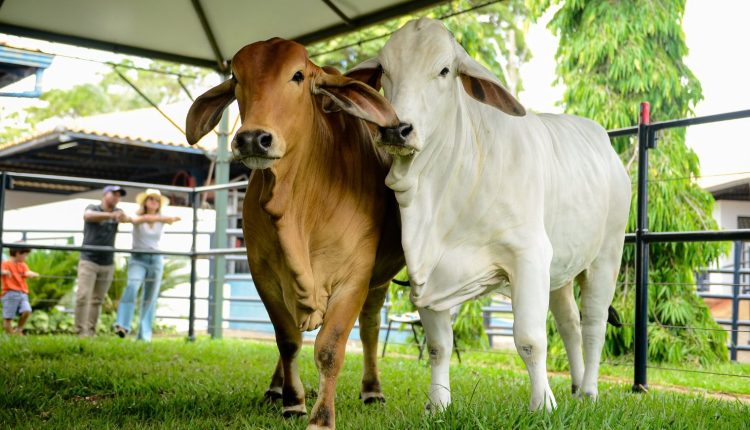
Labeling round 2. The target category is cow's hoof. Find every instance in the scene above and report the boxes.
[264,388,282,402]
[282,404,307,418]
[424,401,447,414]
[583,391,598,401]
[361,391,386,405]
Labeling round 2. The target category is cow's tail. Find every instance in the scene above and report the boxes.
[607,305,623,328]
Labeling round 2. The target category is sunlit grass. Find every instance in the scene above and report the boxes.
[1,336,748,429]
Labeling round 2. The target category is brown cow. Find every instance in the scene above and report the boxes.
[186,38,404,430]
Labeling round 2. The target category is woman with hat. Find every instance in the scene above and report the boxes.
[114,188,180,341]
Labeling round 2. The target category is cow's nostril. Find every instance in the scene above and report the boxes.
[399,123,413,139]
[258,133,273,149]
[236,132,254,150]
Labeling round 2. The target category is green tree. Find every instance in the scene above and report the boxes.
[529,0,728,364]
[308,0,531,349]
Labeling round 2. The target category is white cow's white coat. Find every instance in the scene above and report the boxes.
[352,18,631,412]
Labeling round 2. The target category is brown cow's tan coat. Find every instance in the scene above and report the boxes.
[186,39,403,430]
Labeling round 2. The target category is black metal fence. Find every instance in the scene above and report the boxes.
[611,105,750,391]
[2,105,750,393]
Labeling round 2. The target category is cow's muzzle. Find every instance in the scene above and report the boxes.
[379,122,413,145]
[235,129,275,157]
[378,122,417,156]
[232,129,282,169]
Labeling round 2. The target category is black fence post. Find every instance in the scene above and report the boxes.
[188,190,199,342]
[633,102,651,393]
[731,240,741,361]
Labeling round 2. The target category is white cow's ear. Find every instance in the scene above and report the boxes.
[314,72,398,128]
[186,79,236,145]
[345,58,383,91]
[457,51,526,117]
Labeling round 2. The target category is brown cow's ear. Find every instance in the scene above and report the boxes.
[345,58,383,91]
[186,79,236,145]
[314,73,398,128]
[457,49,525,117]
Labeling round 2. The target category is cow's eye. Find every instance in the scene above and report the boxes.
[439,67,450,77]
[291,71,304,83]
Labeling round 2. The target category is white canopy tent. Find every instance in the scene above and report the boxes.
[0,0,448,71]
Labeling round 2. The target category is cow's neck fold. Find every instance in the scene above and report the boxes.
[260,111,381,222]
[394,91,510,290]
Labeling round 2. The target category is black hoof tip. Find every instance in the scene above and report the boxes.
[264,390,282,402]
[363,395,386,405]
[282,409,307,419]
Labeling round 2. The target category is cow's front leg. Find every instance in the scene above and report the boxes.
[511,247,557,411]
[358,283,389,404]
[265,357,284,401]
[308,287,368,430]
[418,307,453,412]
[256,282,307,417]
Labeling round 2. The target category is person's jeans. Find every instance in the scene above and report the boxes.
[115,254,163,341]
[75,260,115,337]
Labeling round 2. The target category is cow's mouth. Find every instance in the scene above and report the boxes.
[377,123,418,156]
[237,155,281,169]
[380,142,417,157]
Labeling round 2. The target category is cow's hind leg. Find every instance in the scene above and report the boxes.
[578,249,620,400]
[549,281,584,396]
[358,283,389,404]
[308,286,369,430]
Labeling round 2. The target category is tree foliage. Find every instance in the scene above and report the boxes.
[25,247,79,312]
[530,0,728,364]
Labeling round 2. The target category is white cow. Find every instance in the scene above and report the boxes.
[349,18,631,412]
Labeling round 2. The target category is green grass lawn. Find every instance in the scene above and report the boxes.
[1,336,749,429]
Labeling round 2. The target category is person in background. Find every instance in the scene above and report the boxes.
[114,188,180,341]
[76,185,130,337]
[2,246,39,335]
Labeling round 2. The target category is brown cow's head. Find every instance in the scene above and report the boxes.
[186,38,399,170]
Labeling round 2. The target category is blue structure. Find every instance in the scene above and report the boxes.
[0,45,54,98]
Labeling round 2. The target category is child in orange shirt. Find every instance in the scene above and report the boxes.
[2,246,39,335]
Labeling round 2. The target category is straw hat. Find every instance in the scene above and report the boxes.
[135,188,170,208]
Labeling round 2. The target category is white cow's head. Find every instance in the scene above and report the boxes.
[349,17,526,156]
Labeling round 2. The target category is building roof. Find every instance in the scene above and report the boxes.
[0,44,53,86]
[702,173,750,201]
[0,102,223,154]
[0,102,246,193]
